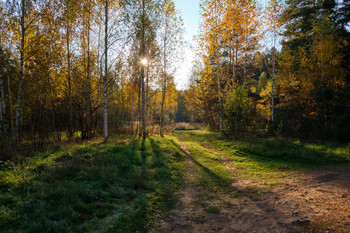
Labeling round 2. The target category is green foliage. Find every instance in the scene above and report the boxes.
[274,0,350,139]
[175,91,189,122]
[223,87,253,136]
[257,72,268,93]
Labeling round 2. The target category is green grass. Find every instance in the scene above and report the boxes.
[1,129,349,232]
[172,131,238,197]
[171,129,349,202]
[0,135,185,233]
[188,130,350,181]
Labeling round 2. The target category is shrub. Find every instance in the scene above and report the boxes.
[223,87,253,136]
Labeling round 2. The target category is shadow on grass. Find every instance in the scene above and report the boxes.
[170,135,236,193]
[192,131,350,170]
[0,137,182,233]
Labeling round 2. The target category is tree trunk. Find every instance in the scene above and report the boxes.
[218,66,222,136]
[15,0,25,143]
[141,0,146,140]
[160,20,167,137]
[160,73,166,137]
[0,31,5,137]
[7,74,14,138]
[0,49,5,133]
[141,66,146,140]
[271,35,275,123]
[0,72,3,137]
[85,3,92,139]
[103,0,109,141]
[66,13,73,138]
[137,78,141,136]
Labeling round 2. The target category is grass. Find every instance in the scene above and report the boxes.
[0,135,185,233]
[204,206,221,214]
[1,129,349,232]
[172,122,202,131]
[189,130,350,181]
[170,129,349,203]
[171,131,240,201]
[189,214,206,223]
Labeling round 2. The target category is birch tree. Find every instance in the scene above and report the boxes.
[6,0,39,143]
[159,0,184,136]
[128,0,161,139]
[0,3,5,137]
[266,0,283,123]
[103,0,109,141]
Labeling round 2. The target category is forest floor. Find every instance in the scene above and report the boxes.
[156,130,350,233]
[1,129,350,232]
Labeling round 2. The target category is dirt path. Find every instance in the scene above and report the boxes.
[156,133,350,233]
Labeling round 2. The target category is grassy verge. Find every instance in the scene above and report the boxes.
[188,130,350,182]
[173,131,238,198]
[0,135,185,233]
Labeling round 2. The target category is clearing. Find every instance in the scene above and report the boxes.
[1,130,349,232]
[156,130,350,233]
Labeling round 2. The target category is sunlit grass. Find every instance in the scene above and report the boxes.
[172,131,236,195]
[183,130,350,183]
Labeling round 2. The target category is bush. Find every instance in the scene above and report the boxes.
[223,87,253,136]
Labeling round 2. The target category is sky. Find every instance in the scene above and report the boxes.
[173,0,200,90]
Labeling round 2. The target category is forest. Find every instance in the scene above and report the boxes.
[0,0,349,148]
[189,0,350,141]
[0,0,350,232]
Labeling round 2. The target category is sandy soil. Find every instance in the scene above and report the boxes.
[155,135,350,233]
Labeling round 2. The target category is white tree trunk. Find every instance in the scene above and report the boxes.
[141,0,146,140]
[271,36,275,123]
[66,14,73,138]
[103,0,109,141]
[160,21,167,137]
[15,0,25,143]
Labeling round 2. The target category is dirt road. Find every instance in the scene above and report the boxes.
[156,132,350,233]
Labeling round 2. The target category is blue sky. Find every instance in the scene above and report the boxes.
[175,0,201,41]
[173,0,200,90]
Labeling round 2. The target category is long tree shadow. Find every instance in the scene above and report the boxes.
[0,138,166,233]
[192,131,350,170]
[172,134,238,193]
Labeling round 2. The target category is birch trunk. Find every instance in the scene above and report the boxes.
[160,71,166,137]
[160,18,167,137]
[66,13,73,138]
[85,3,92,139]
[271,35,275,123]
[15,0,26,143]
[103,0,108,141]
[218,67,222,136]
[141,0,146,140]
[141,66,146,140]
